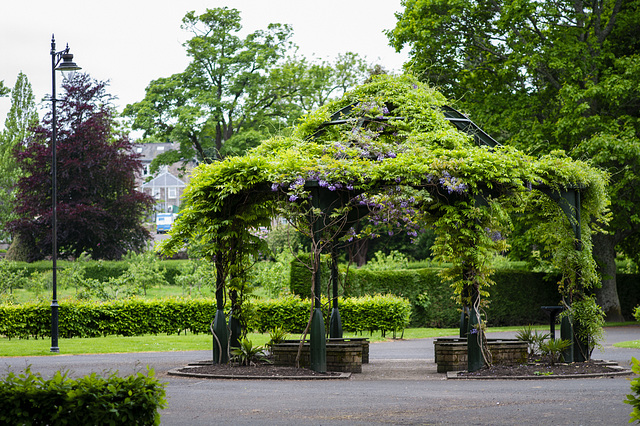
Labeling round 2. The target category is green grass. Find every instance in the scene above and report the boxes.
[2,323,636,357]
[613,340,640,349]
[0,326,535,358]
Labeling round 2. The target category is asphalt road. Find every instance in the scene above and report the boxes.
[2,327,638,425]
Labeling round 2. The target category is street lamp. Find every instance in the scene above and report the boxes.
[50,34,81,353]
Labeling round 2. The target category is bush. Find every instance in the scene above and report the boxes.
[250,251,293,298]
[0,367,166,425]
[625,357,640,423]
[0,295,411,339]
[343,268,571,327]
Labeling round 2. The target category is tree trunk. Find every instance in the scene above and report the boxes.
[347,239,369,267]
[592,232,625,322]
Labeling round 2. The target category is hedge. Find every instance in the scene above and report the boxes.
[248,295,411,335]
[0,295,411,339]
[0,368,166,425]
[337,268,639,327]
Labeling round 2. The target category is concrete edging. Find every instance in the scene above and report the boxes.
[446,361,633,380]
[167,366,352,380]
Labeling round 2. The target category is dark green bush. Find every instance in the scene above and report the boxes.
[0,367,166,425]
[343,267,572,327]
[618,274,640,321]
[247,295,411,335]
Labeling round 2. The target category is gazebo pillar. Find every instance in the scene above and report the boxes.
[329,247,343,338]
[212,260,228,364]
[309,184,327,372]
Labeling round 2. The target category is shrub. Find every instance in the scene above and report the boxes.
[343,267,573,327]
[516,325,550,356]
[360,250,409,271]
[0,295,411,339]
[174,258,215,296]
[267,326,290,349]
[289,252,330,299]
[0,367,167,425]
[625,357,640,423]
[539,338,572,365]
[250,251,293,298]
[231,338,269,366]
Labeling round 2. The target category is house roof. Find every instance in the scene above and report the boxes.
[142,171,186,189]
[133,142,181,163]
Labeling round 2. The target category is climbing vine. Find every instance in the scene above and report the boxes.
[159,74,609,357]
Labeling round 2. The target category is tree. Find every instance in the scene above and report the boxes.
[0,80,9,97]
[0,72,38,242]
[9,74,154,261]
[388,0,640,321]
[123,7,371,168]
[123,7,293,164]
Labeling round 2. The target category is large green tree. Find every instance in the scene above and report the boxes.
[388,0,640,321]
[123,7,370,169]
[123,7,294,165]
[0,72,38,242]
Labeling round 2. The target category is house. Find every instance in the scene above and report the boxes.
[133,142,196,213]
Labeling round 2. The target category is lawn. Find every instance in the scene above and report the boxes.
[0,326,547,358]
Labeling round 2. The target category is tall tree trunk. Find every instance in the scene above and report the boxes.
[592,232,625,322]
[347,239,369,267]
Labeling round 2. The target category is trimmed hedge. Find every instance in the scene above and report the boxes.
[0,368,166,425]
[0,298,218,339]
[342,268,639,327]
[248,295,411,335]
[0,295,411,339]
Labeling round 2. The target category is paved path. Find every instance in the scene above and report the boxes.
[2,326,638,425]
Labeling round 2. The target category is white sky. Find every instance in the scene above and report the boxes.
[0,0,409,135]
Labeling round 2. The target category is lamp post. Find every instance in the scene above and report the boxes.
[50,34,81,353]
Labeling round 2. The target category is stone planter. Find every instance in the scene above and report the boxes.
[434,338,528,373]
[272,338,369,373]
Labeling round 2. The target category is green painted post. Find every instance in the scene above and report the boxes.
[212,281,228,364]
[309,186,326,372]
[329,248,343,338]
[560,315,574,363]
[467,306,483,372]
[212,309,228,364]
[310,306,326,372]
[310,251,326,372]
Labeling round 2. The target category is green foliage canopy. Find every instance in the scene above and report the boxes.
[159,75,608,307]
[387,0,640,320]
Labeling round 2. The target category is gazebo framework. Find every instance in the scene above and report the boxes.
[160,75,608,372]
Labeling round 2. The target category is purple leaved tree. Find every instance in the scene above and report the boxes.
[9,74,154,261]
